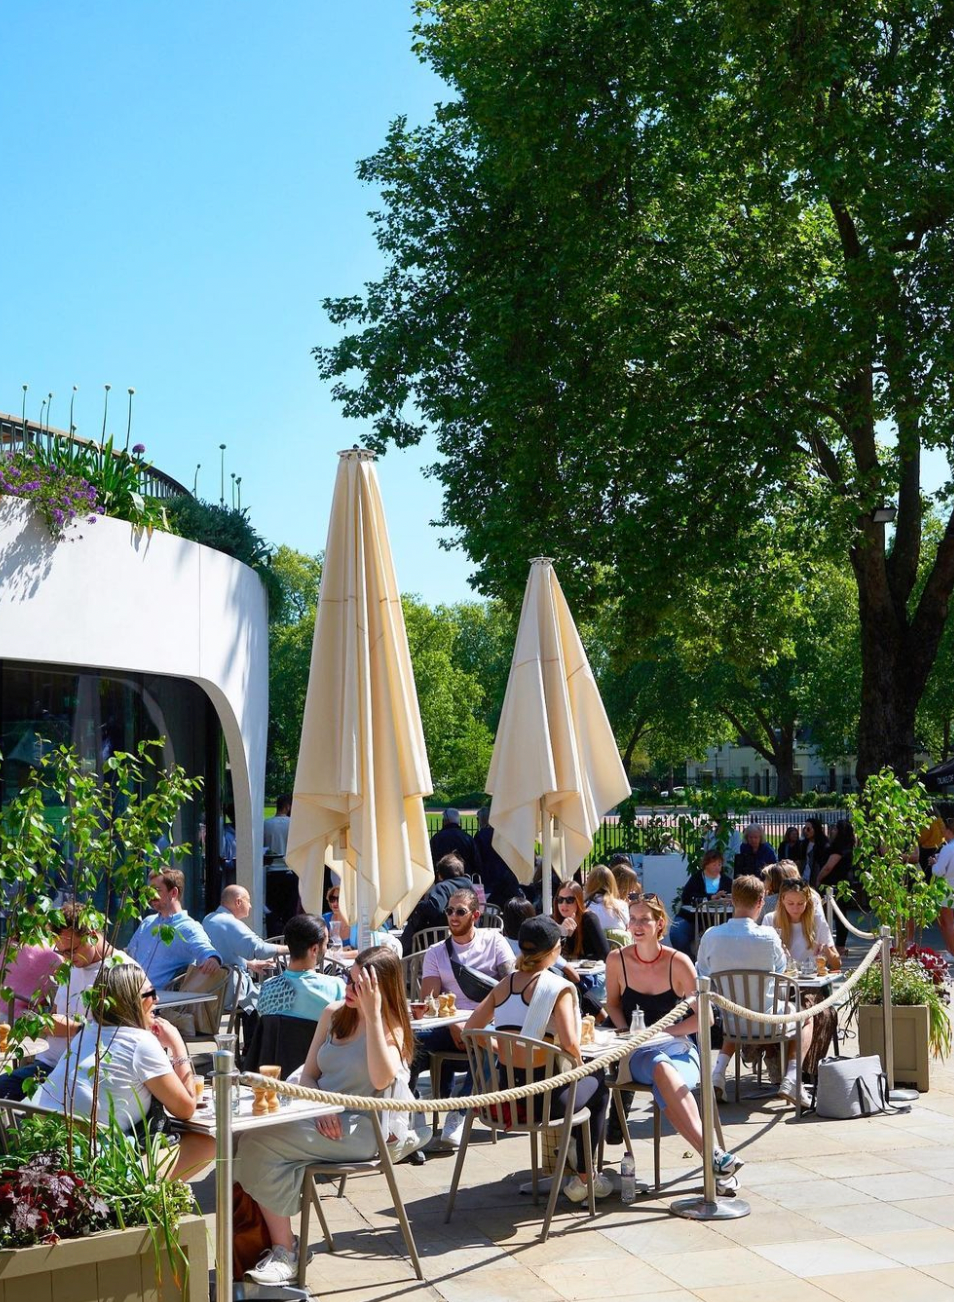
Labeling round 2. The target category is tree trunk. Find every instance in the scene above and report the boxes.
[772,725,796,803]
[854,606,920,784]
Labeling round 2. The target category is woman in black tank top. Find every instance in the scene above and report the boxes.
[604,893,741,1181]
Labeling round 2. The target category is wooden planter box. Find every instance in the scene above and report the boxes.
[0,1212,209,1302]
[857,1002,931,1092]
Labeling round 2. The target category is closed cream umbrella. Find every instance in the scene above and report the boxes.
[285,449,433,939]
[487,557,631,913]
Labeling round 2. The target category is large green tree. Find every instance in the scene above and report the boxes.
[317,0,954,784]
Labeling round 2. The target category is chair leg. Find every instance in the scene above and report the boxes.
[581,1120,595,1218]
[297,1179,311,1288]
[653,1103,661,1191]
[541,1112,577,1243]
[337,1174,347,1197]
[444,1110,475,1223]
[371,1114,423,1281]
[529,1129,539,1204]
[713,1106,725,1152]
[309,1180,336,1252]
[612,1090,636,1169]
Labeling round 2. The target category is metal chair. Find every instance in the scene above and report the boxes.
[446,1028,596,1241]
[598,1051,725,1190]
[400,951,425,1001]
[410,925,448,954]
[478,904,503,930]
[708,969,804,1118]
[297,1110,423,1284]
[692,901,732,952]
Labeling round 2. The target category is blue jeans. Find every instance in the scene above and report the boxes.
[669,916,693,955]
[0,1063,42,1100]
[410,1023,472,1098]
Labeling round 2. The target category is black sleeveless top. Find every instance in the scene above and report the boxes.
[619,949,680,1026]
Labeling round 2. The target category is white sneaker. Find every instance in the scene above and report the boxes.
[564,1172,614,1202]
[245,1238,299,1286]
[439,1109,465,1149]
[777,1077,812,1108]
[711,1068,727,1101]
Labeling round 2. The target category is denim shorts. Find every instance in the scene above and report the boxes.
[627,1042,701,1109]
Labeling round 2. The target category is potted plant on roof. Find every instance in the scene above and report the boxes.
[0,740,210,1300]
[845,769,952,1091]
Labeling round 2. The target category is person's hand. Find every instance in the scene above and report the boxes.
[247,959,274,975]
[199,957,222,976]
[350,964,383,1021]
[560,916,577,937]
[449,1022,465,1049]
[315,1114,343,1140]
[152,1016,186,1054]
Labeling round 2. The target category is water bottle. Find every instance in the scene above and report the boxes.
[620,1152,636,1204]
[630,1007,645,1034]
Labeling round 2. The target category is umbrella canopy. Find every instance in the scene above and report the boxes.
[486,558,631,905]
[922,757,954,793]
[285,450,433,933]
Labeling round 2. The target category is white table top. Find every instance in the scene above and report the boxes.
[794,971,844,990]
[179,1091,342,1134]
[0,1036,48,1065]
[410,1011,469,1032]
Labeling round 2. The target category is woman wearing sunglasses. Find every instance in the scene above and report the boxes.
[236,945,425,1287]
[605,894,743,1186]
[763,879,838,1070]
[552,882,611,961]
[36,961,213,1180]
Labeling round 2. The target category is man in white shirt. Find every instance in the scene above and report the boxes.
[415,886,513,1148]
[696,875,812,1108]
[263,795,292,866]
[0,902,131,1099]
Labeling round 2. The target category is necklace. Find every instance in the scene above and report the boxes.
[633,945,663,965]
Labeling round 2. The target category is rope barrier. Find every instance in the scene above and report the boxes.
[708,938,882,1027]
[234,939,881,1112]
[237,998,695,1113]
[826,891,877,941]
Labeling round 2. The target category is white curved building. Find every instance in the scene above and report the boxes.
[0,494,269,924]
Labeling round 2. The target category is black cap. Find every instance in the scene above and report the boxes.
[518,915,564,955]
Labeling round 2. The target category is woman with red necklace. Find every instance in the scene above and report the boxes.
[604,894,742,1182]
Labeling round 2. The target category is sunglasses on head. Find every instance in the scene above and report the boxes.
[780,880,810,893]
[444,906,471,918]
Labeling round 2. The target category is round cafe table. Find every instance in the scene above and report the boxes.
[0,1036,48,1065]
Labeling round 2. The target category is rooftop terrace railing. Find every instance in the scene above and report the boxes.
[0,412,191,502]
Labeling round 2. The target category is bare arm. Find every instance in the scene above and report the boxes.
[668,952,704,1039]
[552,988,582,1064]
[352,966,403,1090]
[419,975,441,1000]
[464,981,503,1032]
[604,949,626,1030]
[816,852,842,885]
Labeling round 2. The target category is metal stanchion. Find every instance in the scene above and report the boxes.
[671,977,749,1222]
[880,925,895,1092]
[825,888,835,940]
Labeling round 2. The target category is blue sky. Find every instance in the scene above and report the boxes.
[0,2,476,605]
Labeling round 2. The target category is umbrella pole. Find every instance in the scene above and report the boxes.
[541,798,553,915]
[355,872,372,951]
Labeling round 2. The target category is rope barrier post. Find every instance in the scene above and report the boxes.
[825,888,834,939]
[213,1047,234,1301]
[671,976,750,1222]
[880,926,895,1092]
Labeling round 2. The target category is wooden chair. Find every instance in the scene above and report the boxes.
[297,1110,423,1284]
[598,1053,725,1190]
[708,969,804,1118]
[446,1028,597,1241]
[400,951,425,1001]
[692,901,732,952]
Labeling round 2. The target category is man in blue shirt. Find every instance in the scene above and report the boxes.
[203,885,288,1008]
[258,915,344,1020]
[128,868,222,989]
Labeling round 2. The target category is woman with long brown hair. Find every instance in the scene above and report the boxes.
[553,882,611,961]
[236,945,423,1287]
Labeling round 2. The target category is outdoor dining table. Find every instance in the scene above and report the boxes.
[0,1035,48,1065]
[177,1087,343,1136]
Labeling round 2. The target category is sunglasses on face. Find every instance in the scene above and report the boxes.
[328,894,340,903]
[556,895,576,904]
[140,988,158,1001]
[444,906,471,918]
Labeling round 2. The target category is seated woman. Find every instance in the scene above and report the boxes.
[322,886,400,959]
[35,962,213,1182]
[553,882,610,961]
[604,894,742,1184]
[235,946,424,1288]
[466,915,611,1202]
[759,860,802,920]
[583,866,629,933]
[669,850,733,955]
[610,860,642,905]
[763,878,839,1074]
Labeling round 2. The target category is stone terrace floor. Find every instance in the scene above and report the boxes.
[199,942,954,1302]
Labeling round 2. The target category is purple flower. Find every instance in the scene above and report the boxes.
[132,443,146,455]
[87,516,98,525]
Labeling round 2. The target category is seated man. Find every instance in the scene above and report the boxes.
[203,885,288,1008]
[257,915,345,1021]
[127,868,222,988]
[669,849,734,955]
[412,887,514,1148]
[0,902,131,1100]
[696,874,811,1108]
[401,853,473,956]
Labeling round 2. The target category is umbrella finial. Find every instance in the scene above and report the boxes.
[529,556,554,566]
[337,446,377,462]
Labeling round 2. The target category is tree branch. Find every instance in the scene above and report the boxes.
[718,705,778,767]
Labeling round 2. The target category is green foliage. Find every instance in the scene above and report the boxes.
[266,546,324,790]
[846,769,950,947]
[164,495,281,614]
[317,0,954,782]
[853,958,952,1059]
